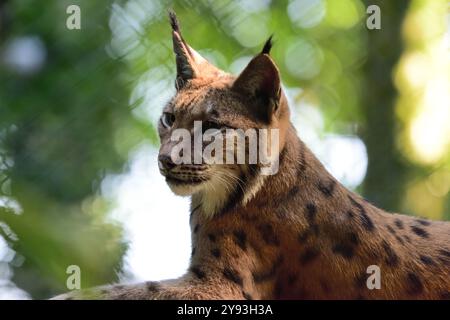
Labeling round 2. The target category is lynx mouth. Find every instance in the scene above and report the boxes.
[165,175,209,186]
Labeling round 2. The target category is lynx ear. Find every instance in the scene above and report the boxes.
[169,11,222,90]
[232,37,281,122]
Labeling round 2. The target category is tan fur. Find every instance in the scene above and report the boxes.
[53,14,449,300]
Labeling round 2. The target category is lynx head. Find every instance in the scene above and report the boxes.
[158,12,291,216]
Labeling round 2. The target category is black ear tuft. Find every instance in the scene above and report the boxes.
[261,35,274,55]
[168,10,180,32]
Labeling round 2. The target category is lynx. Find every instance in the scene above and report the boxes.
[54,12,449,300]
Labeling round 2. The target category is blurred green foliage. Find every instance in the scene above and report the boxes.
[0,0,150,298]
[0,0,448,299]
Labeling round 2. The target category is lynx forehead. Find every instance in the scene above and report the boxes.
[53,11,450,300]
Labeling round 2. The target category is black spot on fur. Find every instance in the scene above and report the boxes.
[193,224,200,234]
[273,281,283,299]
[311,224,320,236]
[233,230,247,251]
[299,247,320,265]
[318,180,336,197]
[211,248,221,258]
[417,219,431,226]
[395,235,405,245]
[419,255,435,266]
[438,249,450,264]
[288,186,300,198]
[360,211,375,232]
[305,203,317,223]
[406,272,424,295]
[382,241,399,267]
[349,232,360,245]
[386,225,396,235]
[404,235,411,243]
[346,210,355,219]
[278,146,288,165]
[438,249,450,258]
[218,172,248,215]
[146,282,160,292]
[258,223,280,246]
[287,274,297,286]
[411,225,429,238]
[394,219,404,229]
[332,243,355,259]
[191,247,196,256]
[207,233,216,242]
[349,196,375,232]
[354,272,367,289]
[253,255,284,283]
[223,268,243,287]
[190,266,206,279]
[242,291,253,300]
[298,229,310,243]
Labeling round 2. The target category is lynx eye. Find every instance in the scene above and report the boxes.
[161,112,175,128]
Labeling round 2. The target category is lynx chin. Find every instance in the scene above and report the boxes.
[53,11,450,300]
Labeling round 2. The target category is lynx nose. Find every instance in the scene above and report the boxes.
[158,154,176,171]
